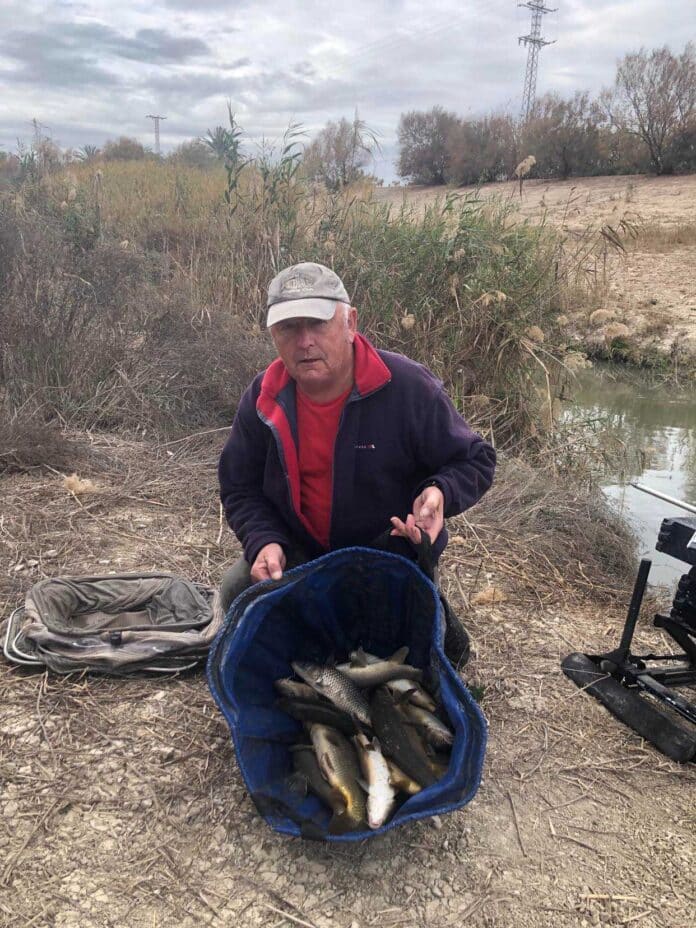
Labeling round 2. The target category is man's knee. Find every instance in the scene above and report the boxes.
[219,557,253,613]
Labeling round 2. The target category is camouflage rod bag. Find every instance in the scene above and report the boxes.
[3,573,222,674]
[207,546,487,841]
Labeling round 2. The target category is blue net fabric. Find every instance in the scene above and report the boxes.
[207,547,487,841]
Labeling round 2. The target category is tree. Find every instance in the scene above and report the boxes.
[603,43,696,174]
[522,92,601,179]
[169,139,216,169]
[446,114,518,185]
[667,117,696,173]
[103,137,148,161]
[397,107,458,185]
[201,104,244,167]
[302,115,379,190]
[77,145,101,163]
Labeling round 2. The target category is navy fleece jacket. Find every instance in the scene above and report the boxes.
[218,333,496,566]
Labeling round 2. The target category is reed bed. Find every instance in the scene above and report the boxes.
[1,156,596,449]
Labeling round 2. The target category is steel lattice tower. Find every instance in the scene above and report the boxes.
[518,2,556,121]
[146,114,167,155]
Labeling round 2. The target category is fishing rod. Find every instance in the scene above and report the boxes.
[629,482,696,516]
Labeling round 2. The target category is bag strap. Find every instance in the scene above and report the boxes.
[369,529,437,583]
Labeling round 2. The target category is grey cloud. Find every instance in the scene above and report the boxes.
[293,61,316,78]
[147,71,246,101]
[109,28,209,64]
[0,22,209,91]
[0,31,119,88]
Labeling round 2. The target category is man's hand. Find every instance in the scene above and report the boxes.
[390,485,445,545]
[250,543,286,582]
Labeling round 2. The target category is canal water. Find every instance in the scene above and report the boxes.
[565,364,696,588]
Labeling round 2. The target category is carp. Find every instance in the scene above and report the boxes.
[291,661,371,727]
[309,724,366,833]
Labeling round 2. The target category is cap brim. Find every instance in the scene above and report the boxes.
[267,298,340,328]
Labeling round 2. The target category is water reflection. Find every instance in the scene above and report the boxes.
[565,365,696,587]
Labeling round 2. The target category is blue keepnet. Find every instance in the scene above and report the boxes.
[207,547,487,841]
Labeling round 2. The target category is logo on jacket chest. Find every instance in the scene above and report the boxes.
[354,442,376,451]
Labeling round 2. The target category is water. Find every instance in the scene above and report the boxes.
[566,364,696,588]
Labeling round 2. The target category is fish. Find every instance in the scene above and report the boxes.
[309,724,366,834]
[370,687,438,788]
[348,646,409,665]
[291,661,371,727]
[401,704,454,749]
[276,697,358,737]
[291,745,346,817]
[345,648,436,711]
[384,678,437,712]
[338,653,423,689]
[385,758,422,796]
[274,678,322,701]
[353,733,396,829]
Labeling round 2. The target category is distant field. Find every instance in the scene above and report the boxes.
[375,173,696,230]
[376,174,696,354]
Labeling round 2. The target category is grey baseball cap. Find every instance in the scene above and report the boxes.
[266,262,350,328]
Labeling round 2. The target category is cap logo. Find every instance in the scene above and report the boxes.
[283,273,316,293]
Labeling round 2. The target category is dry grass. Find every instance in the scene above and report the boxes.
[0,432,692,928]
[2,161,580,447]
[0,417,89,475]
[629,220,696,252]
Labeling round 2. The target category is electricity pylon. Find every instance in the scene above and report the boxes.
[146,114,167,155]
[518,2,556,122]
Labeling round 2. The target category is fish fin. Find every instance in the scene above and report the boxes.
[328,787,346,810]
[319,752,336,778]
[389,645,409,664]
[328,809,360,835]
[351,647,370,667]
[372,737,382,752]
[357,778,370,793]
[394,687,418,705]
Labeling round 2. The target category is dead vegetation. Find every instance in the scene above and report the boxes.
[0,432,693,928]
[629,220,696,252]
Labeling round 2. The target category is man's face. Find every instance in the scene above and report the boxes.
[270,303,358,395]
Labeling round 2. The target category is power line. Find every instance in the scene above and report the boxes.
[518,2,556,121]
[146,114,167,155]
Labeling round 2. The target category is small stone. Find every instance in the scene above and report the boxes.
[433,885,444,898]
[431,815,443,830]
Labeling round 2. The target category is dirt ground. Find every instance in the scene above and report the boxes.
[1,434,694,928]
[377,174,696,358]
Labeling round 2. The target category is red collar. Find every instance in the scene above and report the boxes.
[258,332,391,401]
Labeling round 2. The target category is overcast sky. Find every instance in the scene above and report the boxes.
[1,0,694,180]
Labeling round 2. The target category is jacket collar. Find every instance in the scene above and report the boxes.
[258,332,391,403]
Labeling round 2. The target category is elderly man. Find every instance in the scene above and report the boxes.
[218,262,496,659]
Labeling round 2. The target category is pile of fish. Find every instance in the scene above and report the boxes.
[274,646,454,834]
